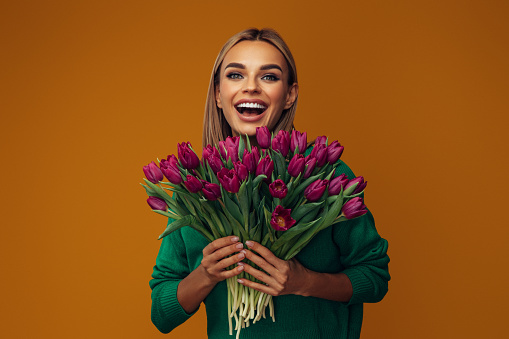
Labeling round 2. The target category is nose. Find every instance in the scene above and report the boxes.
[242,76,260,94]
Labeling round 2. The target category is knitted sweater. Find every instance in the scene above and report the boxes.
[150,158,390,339]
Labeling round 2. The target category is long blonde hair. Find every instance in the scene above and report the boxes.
[202,28,298,148]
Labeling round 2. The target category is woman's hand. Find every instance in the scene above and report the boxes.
[199,236,246,285]
[236,240,310,297]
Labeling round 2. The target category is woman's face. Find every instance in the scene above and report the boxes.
[215,40,298,137]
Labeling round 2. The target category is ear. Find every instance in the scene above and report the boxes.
[284,83,299,109]
[215,86,223,109]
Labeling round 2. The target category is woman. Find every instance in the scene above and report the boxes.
[150,28,390,339]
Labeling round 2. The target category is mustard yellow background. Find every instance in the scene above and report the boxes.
[1,1,508,338]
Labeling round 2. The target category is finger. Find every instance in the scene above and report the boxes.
[204,242,244,264]
[240,262,279,288]
[245,241,284,269]
[237,277,278,296]
[216,251,246,270]
[242,248,279,277]
[217,264,245,280]
[203,236,240,256]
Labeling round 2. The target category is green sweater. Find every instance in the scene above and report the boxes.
[150,159,390,338]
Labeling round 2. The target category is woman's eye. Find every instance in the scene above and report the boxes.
[262,74,280,81]
[226,73,243,80]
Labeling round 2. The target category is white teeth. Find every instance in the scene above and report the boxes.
[236,102,266,109]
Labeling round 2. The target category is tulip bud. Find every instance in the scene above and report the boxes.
[147,196,167,211]
[309,144,328,167]
[205,154,224,174]
[269,179,288,199]
[143,161,164,184]
[328,173,349,196]
[202,182,221,200]
[270,205,296,231]
[202,145,220,161]
[344,176,367,196]
[160,154,179,170]
[160,163,182,185]
[304,179,329,202]
[303,156,317,179]
[288,154,306,177]
[341,197,367,219]
[234,161,249,182]
[256,126,271,148]
[178,142,200,170]
[290,130,307,154]
[255,155,274,183]
[327,140,344,164]
[315,136,327,146]
[184,175,203,193]
[271,130,290,157]
[243,148,259,173]
[217,168,241,193]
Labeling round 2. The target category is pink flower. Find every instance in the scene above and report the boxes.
[290,130,307,154]
[328,174,349,196]
[341,197,367,219]
[178,142,200,169]
[271,130,290,157]
[270,205,296,231]
[143,161,164,184]
[327,140,344,164]
[269,179,288,199]
[202,182,221,200]
[304,179,329,202]
[256,126,271,148]
[217,168,241,193]
[147,196,167,211]
[184,175,203,193]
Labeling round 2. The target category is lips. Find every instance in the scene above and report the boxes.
[234,99,268,115]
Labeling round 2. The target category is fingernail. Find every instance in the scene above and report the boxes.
[236,243,244,249]
[237,265,244,272]
[237,262,244,266]
[238,252,245,259]
[245,241,254,247]
[237,279,244,284]
[240,250,247,254]
[231,236,239,242]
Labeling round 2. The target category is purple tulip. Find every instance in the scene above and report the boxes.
[202,145,220,161]
[234,161,249,182]
[345,176,367,195]
[243,147,260,173]
[202,182,221,200]
[205,154,224,174]
[255,155,274,183]
[271,130,290,157]
[160,163,182,185]
[269,179,288,199]
[256,126,271,149]
[328,173,349,196]
[327,141,344,164]
[315,136,327,146]
[184,175,203,193]
[178,142,200,170]
[147,196,167,211]
[270,205,296,231]
[290,130,307,154]
[309,144,328,167]
[160,154,179,170]
[303,156,317,179]
[288,154,306,177]
[217,168,241,193]
[143,161,164,184]
[341,197,367,219]
[304,179,329,202]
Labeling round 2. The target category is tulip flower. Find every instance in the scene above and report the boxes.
[327,140,344,164]
[202,182,221,200]
[143,161,164,184]
[341,197,367,219]
[269,179,288,199]
[328,173,349,196]
[160,154,179,170]
[203,145,220,161]
[178,142,200,169]
[205,154,224,174]
[160,162,182,185]
[344,176,367,196]
[315,136,327,146]
[243,147,260,173]
[290,130,307,154]
[270,205,296,231]
[304,179,329,202]
[147,196,167,211]
[271,130,290,157]
[309,143,328,167]
[303,156,317,179]
[255,155,274,182]
[288,154,306,177]
[217,168,241,193]
[256,126,271,148]
[234,161,249,182]
[184,175,203,193]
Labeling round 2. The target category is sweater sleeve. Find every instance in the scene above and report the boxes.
[149,219,198,333]
[333,161,391,306]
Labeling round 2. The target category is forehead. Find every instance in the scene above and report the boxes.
[222,40,288,72]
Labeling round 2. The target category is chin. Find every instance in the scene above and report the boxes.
[234,124,260,137]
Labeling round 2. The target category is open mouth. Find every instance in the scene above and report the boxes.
[235,102,267,115]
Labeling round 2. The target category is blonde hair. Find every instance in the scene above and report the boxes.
[202,28,298,148]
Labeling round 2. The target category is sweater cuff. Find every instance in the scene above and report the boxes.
[155,280,198,326]
[342,268,372,306]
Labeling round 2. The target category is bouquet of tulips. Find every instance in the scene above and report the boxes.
[142,127,368,338]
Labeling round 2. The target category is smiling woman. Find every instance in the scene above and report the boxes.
[149,28,390,339]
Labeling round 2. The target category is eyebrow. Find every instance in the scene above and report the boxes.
[224,63,283,72]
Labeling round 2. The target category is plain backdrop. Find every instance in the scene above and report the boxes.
[1,1,508,338]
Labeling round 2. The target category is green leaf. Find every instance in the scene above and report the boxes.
[238,135,245,161]
[153,209,180,219]
[238,181,249,226]
[252,174,267,188]
[222,188,243,226]
[291,201,324,222]
[271,218,322,252]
